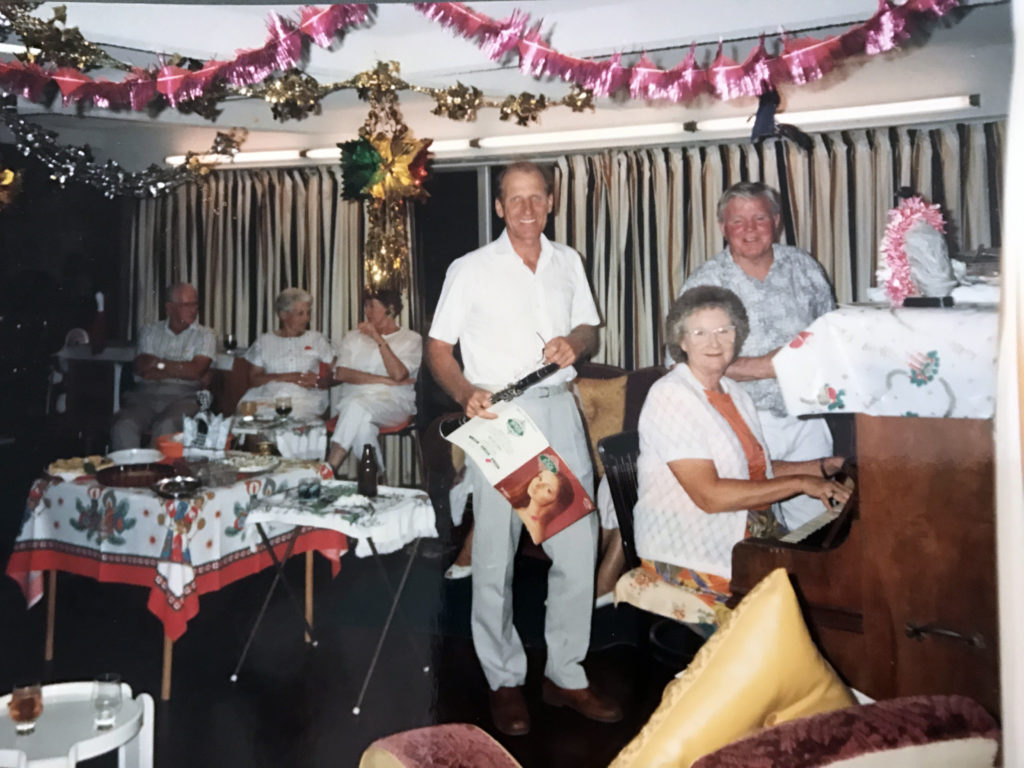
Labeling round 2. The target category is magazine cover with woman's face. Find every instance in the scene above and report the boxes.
[496,450,594,544]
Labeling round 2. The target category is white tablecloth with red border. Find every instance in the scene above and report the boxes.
[772,304,997,419]
[6,459,346,640]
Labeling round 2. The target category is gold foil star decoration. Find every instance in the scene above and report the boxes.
[262,70,324,122]
[431,82,484,122]
[366,130,432,202]
[500,92,548,126]
[351,60,406,103]
[562,85,595,113]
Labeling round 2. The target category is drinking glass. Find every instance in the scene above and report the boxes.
[8,682,42,734]
[92,673,122,729]
[238,401,258,419]
[274,395,293,418]
[224,333,238,353]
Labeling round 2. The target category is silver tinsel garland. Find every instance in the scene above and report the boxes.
[0,106,198,198]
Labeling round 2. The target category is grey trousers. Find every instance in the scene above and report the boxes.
[468,387,598,691]
[110,383,201,450]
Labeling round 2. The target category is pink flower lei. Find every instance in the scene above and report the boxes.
[878,196,946,306]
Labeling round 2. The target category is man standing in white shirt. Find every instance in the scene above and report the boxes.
[111,282,216,449]
[428,162,621,736]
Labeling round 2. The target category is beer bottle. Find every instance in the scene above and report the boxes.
[357,444,378,498]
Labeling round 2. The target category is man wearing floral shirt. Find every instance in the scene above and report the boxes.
[681,181,835,530]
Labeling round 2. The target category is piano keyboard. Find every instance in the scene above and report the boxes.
[779,477,856,544]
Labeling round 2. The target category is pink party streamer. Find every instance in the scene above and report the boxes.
[414,2,527,60]
[879,196,947,306]
[0,3,368,111]
[299,4,371,48]
[420,0,961,102]
[0,0,961,113]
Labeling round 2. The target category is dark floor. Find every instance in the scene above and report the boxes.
[1,443,681,768]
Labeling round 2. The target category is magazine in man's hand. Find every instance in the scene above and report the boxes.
[443,401,594,544]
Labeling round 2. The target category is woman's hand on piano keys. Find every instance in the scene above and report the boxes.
[803,476,853,510]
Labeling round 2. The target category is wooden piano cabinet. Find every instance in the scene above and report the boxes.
[856,415,999,716]
[729,414,999,717]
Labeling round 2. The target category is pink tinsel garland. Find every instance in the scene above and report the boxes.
[0,0,959,113]
[415,0,961,103]
[879,196,946,306]
[0,4,370,111]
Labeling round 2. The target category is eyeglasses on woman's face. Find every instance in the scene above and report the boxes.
[682,325,736,344]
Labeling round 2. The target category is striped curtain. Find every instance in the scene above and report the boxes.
[128,166,364,347]
[553,120,1003,370]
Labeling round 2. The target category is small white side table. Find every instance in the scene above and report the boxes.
[0,682,153,768]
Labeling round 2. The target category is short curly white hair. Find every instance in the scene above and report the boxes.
[275,287,312,315]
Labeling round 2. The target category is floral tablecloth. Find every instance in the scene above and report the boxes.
[248,480,436,558]
[772,304,997,419]
[6,459,346,641]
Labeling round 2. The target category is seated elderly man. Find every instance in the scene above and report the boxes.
[111,282,216,450]
[680,181,837,530]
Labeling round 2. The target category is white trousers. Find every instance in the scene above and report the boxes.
[469,387,598,691]
[758,411,834,530]
[329,391,413,470]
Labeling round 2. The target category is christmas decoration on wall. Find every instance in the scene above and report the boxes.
[339,61,432,292]
[0,165,23,211]
[416,0,961,101]
[0,104,241,197]
[0,1,961,121]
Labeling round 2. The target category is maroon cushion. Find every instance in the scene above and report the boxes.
[691,695,999,768]
[361,723,521,768]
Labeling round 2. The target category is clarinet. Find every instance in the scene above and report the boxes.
[438,362,562,438]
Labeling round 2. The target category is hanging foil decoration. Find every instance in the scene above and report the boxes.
[338,60,433,292]
[0,166,23,211]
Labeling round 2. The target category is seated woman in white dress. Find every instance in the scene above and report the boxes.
[238,287,335,422]
[327,289,422,475]
[634,286,850,615]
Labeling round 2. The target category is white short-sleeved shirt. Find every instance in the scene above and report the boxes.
[240,330,335,419]
[634,363,773,580]
[135,319,216,386]
[681,244,835,416]
[334,326,422,406]
[429,229,601,390]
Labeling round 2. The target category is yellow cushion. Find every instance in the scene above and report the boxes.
[609,568,856,768]
[575,375,628,477]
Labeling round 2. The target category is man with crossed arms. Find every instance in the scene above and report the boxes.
[428,161,621,736]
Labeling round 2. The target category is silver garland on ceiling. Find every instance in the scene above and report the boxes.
[0,104,203,198]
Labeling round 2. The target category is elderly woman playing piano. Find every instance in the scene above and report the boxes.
[633,285,851,611]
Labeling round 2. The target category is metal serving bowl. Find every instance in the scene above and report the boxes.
[152,475,202,500]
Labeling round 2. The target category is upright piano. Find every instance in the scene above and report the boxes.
[731,302,999,716]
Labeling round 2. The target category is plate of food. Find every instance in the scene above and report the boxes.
[97,463,175,489]
[107,448,165,466]
[223,452,281,474]
[46,455,115,481]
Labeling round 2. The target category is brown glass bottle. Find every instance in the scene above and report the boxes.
[357,444,378,498]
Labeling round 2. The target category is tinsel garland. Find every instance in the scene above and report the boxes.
[0,106,216,197]
[0,0,961,118]
[0,4,371,111]
[415,0,960,101]
[878,196,947,306]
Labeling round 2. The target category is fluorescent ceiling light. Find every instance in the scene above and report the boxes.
[689,95,979,132]
[165,149,302,166]
[0,43,41,56]
[476,122,686,149]
[303,138,471,161]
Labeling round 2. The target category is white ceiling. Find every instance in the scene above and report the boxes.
[1,0,1014,167]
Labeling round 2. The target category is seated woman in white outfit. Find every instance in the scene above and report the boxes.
[634,286,850,618]
[238,287,335,422]
[327,289,422,475]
